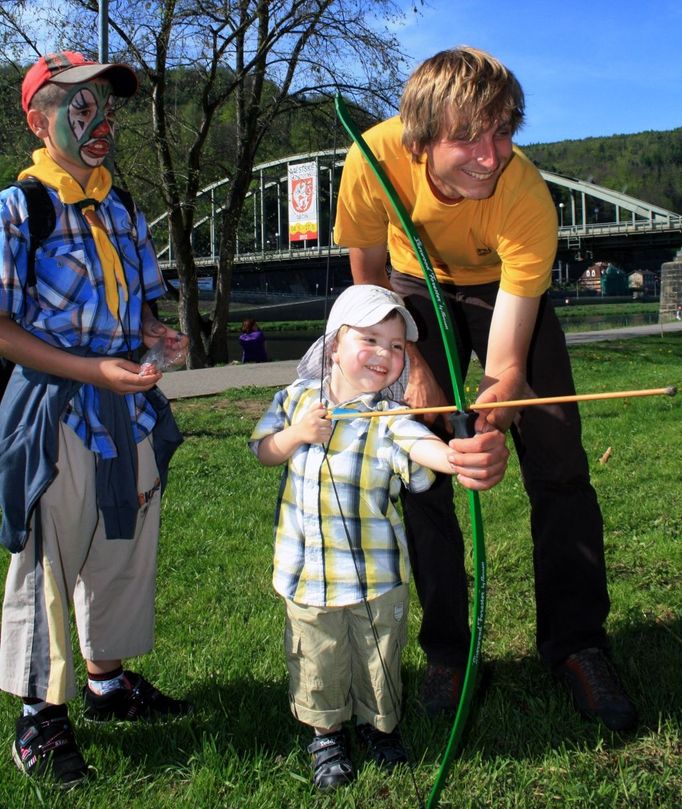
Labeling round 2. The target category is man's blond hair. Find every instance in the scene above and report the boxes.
[400,46,525,157]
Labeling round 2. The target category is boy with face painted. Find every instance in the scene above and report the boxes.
[0,52,191,786]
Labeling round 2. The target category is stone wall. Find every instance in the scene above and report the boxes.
[659,248,682,322]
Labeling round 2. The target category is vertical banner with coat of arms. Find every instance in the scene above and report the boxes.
[288,161,318,243]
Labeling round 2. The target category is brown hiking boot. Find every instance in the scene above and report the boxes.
[555,647,638,731]
[420,663,464,717]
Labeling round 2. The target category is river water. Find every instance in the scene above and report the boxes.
[560,311,658,332]
[228,311,659,363]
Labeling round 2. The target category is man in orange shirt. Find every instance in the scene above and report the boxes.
[335,46,637,732]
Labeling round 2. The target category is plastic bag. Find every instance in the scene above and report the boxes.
[139,334,188,376]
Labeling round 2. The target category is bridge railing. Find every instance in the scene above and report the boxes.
[559,217,682,239]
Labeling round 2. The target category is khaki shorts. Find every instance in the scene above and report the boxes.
[284,584,409,732]
[0,422,161,703]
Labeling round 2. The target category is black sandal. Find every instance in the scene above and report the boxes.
[356,723,408,771]
[307,729,355,791]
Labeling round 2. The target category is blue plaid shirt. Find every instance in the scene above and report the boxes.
[0,183,166,458]
[250,379,437,607]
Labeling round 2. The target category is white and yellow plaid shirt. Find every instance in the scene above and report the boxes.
[250,379,437,607]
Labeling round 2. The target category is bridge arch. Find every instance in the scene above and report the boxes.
[151,148,682,271]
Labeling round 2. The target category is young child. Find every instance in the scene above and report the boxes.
[0,51,191,786]
[249,284,507,790]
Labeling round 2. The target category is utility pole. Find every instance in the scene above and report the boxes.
[98,1,109,62]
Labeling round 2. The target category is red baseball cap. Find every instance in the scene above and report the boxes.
[22,51,138,113]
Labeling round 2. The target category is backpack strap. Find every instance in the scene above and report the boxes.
[111,184,153,302]
[112,185,136,227]
[0,179,56,401]
[8,180,139,284]
[7,179,151,304]
[8,178,56,288]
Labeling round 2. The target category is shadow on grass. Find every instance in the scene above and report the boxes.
[412,614,682,764]
[73,615,680,779]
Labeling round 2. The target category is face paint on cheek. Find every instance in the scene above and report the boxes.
[53,83,115,168]
[53,102,87,167]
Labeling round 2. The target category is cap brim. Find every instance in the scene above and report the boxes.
[50,63,138,97]
[353,303,418,342]
[326,302,419,343]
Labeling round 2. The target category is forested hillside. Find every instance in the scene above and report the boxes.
[521,129,682,214]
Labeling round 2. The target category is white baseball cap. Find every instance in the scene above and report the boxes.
[296,284,418,400]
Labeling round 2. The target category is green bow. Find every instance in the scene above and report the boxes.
[335,94,486,809]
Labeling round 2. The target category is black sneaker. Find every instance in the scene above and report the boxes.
[555,647,638,731]
[307,729,355,791]
[82,671,192,722]
[13,704,89,787]
[420,663,464,717]
[356,723,408,771]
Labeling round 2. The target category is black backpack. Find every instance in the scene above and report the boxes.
[0,179,137,399]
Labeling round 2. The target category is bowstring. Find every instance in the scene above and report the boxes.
[321,437,425,808]
[317,97,339,401]
[314,95,425,809]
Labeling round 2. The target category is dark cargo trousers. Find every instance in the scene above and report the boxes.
[390,271,610,670]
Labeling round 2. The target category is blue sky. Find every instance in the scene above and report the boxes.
[391,0,682,145]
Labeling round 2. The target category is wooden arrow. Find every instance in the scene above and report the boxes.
[328,386,677,420]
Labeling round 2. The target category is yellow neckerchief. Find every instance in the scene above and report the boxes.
[18,148,128,317]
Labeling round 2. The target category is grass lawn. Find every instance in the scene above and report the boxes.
[0,335,680,808]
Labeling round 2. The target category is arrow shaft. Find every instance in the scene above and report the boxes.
[327,386,677,420]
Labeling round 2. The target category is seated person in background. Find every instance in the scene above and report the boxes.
[239,318,268,362]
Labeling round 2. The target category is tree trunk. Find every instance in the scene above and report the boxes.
[209,154,255,364]
[169,209,209,367]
